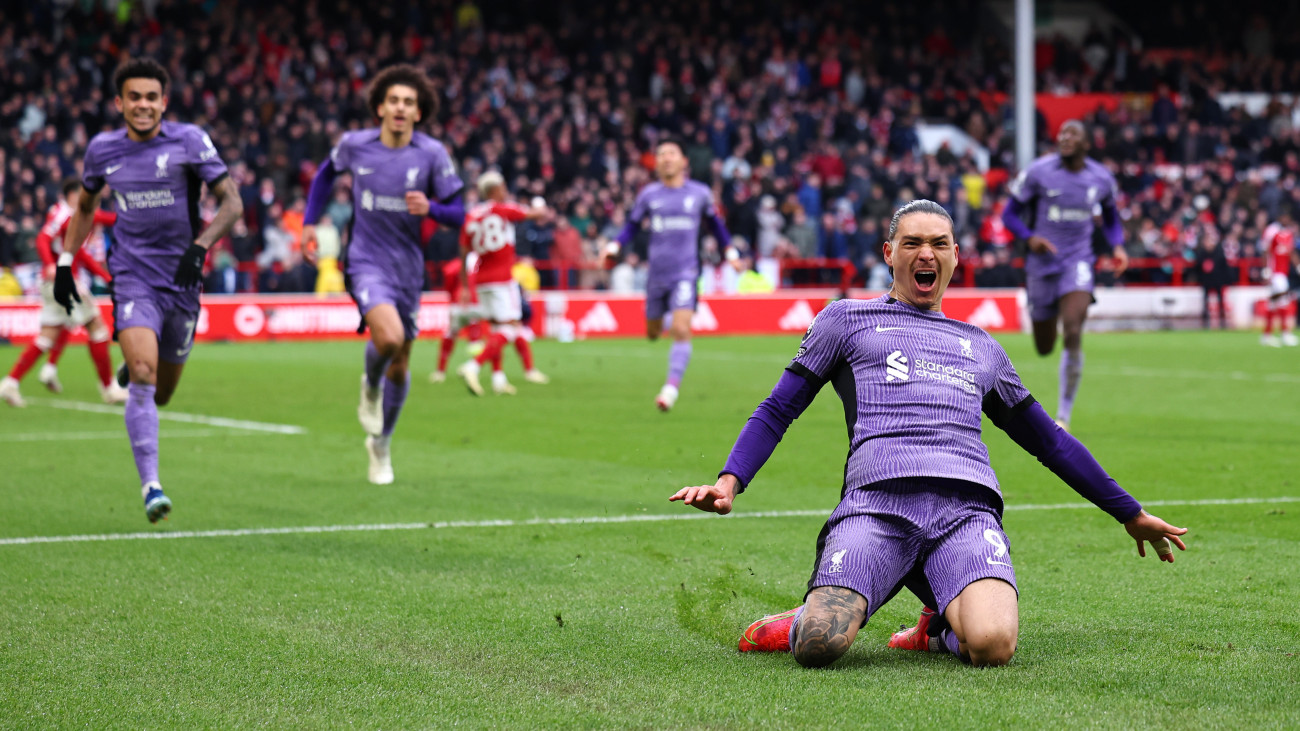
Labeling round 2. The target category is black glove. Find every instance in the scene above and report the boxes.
[173,243,208,287]
[52,264,80,315]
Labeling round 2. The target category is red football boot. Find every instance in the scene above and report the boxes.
[887,606,937,651]
[738,607,801,652]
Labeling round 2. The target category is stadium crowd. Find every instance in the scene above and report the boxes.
[1,0,1298,294]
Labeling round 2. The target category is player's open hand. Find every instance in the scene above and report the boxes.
[670,476,739,515]
[1027,235,1057,255]
[1124,510,1188,563]
[405,191,430,216]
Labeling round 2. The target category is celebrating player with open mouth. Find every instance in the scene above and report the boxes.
[671,200,1186,668]
[303,64,465,485]
[55,58,243,523]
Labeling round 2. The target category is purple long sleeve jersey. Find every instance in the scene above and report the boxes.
[1001,154,1125,274]
[614,179,731,282]
[719,296,1142,523]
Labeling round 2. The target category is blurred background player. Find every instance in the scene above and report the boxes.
[55,58,243,523]
[303,64,465,484]
[604,138,732,411]
[1259,214,1299,346]
[1,180,127,407]
[1002,120,1128,431]
[430,256,484,383]
[455,172,550,396]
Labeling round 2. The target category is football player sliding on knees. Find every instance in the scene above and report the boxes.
[671,199,1186,669]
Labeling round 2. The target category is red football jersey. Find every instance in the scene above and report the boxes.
[1268,226,1295,275]
[442,258,478,303]
[460,201,528,284]
[36,201,115,280]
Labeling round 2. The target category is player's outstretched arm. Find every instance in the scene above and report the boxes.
[670,369,822,513]
[670,474,740,514]
[1124,510,1188,563]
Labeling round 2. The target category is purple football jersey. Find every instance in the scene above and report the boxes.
[1008,154,1118,276]
[628,179,717,282]
[82,121,228,292]
[331,129,462,287]
[788,296,1032,498]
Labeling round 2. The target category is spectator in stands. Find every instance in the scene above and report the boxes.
[756,196,785,260]
[1194,232,1231,329]
[551,215,585,291]
[783,207,819,261]
[611,252,645,294]
[313,214,345,296]
[975,249,1022,289]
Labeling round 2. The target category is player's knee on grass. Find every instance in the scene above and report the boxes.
[964,627,1017,667]
[948,579,1019,667]
[791,587,868,668]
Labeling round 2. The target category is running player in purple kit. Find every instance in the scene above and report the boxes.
[54,58,244,523]
[302,64,464,485]
[1002,120,1129,431]
[603,138,731,412]
[670,200,1186,668]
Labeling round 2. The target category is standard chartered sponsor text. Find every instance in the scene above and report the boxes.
[122,190,176,209]
[913,357,978,394]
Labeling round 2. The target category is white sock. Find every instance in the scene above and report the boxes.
[141,481,161,499]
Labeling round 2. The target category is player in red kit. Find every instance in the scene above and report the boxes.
[429,257,485,383]
[1260,214,1299,347]
[1,180,127,407]
[456,172,550,396]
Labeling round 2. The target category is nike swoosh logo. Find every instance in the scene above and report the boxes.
[1046,190,1062,197]
[357,167,375,175]
[875,325,905,332]
[986,557,1013,568]
[106,164,124,175]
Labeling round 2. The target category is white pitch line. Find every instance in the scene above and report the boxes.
[1,496,1294,547]
[34,399,307,435]
[0,429,265,442]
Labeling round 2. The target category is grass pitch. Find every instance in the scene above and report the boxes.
[0,330,1296,728]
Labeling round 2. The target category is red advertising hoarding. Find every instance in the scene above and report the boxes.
[0,289,1023,344]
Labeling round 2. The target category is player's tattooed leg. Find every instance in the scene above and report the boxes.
[792,586,867,668]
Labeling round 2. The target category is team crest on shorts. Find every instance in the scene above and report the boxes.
[828,549,847,574]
